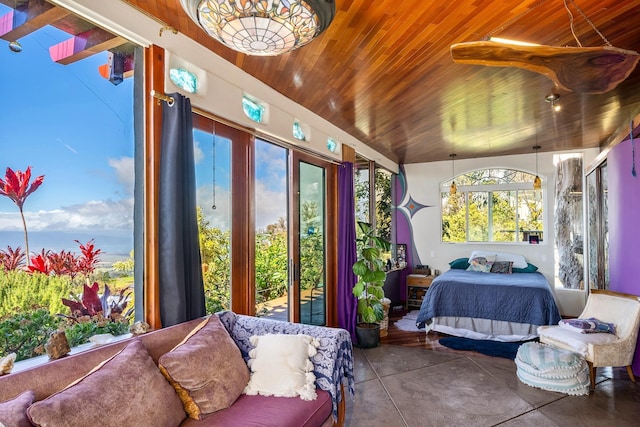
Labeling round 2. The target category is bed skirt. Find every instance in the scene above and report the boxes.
[426,316,539,342]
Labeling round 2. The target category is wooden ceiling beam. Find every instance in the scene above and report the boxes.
[0,0,70,41]
[49,27,128,65]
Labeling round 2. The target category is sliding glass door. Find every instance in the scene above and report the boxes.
[295,158,327,325]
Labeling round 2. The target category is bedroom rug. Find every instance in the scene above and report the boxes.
[393,310,422,332]
[438,337,533,360]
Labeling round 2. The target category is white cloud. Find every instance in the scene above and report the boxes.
[195,181,286,232]
[254,180,287,230]
[196,185,230,231]
[193,139,204,164]
[0,198,134,232]
[108,156,134,195]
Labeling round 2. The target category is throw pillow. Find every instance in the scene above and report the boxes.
[449,257,470,270]
[466,254,497,273]
[559,317,617,335]
[244,334,319,401]
[27,340,186,427]
[512,263,539,273]
[468,250,528,269]
[159,315,250,420]
[0,390,34,427]
[491,261,513,274]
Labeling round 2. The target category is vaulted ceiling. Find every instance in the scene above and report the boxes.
[5,0,640,164]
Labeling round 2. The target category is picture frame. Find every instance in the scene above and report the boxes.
[529,235,540,244]
[396,244,407,263]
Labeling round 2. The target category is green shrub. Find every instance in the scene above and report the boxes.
[0,309,60,361]
[0,270,79,318]
[63,316,130,348]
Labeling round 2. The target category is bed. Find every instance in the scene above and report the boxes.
[415,269,561,342]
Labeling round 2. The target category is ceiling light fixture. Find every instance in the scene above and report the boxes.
[545,93,561,112]
[533,145,542,191]
[180,0,336,56]
[449,153,457,195]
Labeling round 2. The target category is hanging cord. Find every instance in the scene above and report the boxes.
[564,0,612,47]
[211,136,217,209]
[631,120,637,178]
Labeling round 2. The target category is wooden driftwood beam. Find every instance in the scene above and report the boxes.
[450,41,640,94]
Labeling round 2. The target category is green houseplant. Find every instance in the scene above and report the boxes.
[352,221,391,348]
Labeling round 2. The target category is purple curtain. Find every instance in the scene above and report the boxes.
[158,93,206,327]
[337,162,358,341]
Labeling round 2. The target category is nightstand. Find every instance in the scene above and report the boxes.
[406,274,434,310]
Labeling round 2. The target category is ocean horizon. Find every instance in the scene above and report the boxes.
[0,230,133,266]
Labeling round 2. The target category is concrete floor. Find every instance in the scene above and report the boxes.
[344,344,640,427]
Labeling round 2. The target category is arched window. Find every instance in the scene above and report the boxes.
[441,168,543,243]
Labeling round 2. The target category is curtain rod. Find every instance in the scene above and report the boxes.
[150,90,341,165]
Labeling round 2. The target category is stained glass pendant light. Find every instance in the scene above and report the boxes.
[533,145,542,191]
[180,0,336,56]
[449,153,457,195]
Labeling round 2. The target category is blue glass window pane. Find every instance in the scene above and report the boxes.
[327,137,337,153]
[242,96,264,123]
[169,67,198,94]
[293,120,306,141]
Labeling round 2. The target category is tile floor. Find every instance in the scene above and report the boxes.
[343,343,640,426]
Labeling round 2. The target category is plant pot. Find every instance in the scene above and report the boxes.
[355,323,380,348]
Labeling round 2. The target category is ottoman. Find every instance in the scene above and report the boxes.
[515,342,589,395]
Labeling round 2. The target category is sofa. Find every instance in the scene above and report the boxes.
[0,311,355,427]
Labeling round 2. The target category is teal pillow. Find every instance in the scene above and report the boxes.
[449,258,470,270]
[512,263,538,273]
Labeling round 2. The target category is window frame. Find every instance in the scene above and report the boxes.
[441,169,543,244]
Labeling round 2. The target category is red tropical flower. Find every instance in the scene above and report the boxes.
[74,239,101,274]
[0,245,26,271]
[0,167,45,266]
[28,252,52,275]
[0,166,44,209]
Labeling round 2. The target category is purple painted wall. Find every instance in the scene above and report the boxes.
[607,138,640,375]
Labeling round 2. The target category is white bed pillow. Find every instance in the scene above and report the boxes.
[244,334,319,401]
[468,250,528,269]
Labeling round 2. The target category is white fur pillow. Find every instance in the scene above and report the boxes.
[243,334,319,401]
[468,250,528,269]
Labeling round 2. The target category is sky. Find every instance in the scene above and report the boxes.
[0,6,287,261]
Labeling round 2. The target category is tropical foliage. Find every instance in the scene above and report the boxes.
[0,309,59,361]
[352,221,391,324]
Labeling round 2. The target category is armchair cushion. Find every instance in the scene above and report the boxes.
[537,325,618,356]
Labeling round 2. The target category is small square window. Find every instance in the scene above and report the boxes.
[242,96,265,124]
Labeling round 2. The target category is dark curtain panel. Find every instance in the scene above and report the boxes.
[158,93,205,327]
[337,162,358,341]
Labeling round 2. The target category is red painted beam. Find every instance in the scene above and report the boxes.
[0,0,70,41]
[49,27,127,65]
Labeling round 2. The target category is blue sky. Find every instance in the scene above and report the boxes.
[0,7,287,259]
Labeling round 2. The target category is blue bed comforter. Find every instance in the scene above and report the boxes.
[415,270,561,328]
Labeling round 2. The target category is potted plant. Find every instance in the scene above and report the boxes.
[352,221,391,348]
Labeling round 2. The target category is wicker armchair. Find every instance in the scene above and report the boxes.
[538,289,640,389]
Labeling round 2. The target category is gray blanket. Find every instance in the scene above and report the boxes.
[416,270,561,328]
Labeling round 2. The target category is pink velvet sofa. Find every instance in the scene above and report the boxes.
[0,311,354,427]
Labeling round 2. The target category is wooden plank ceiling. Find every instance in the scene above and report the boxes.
[8,0,640,164]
